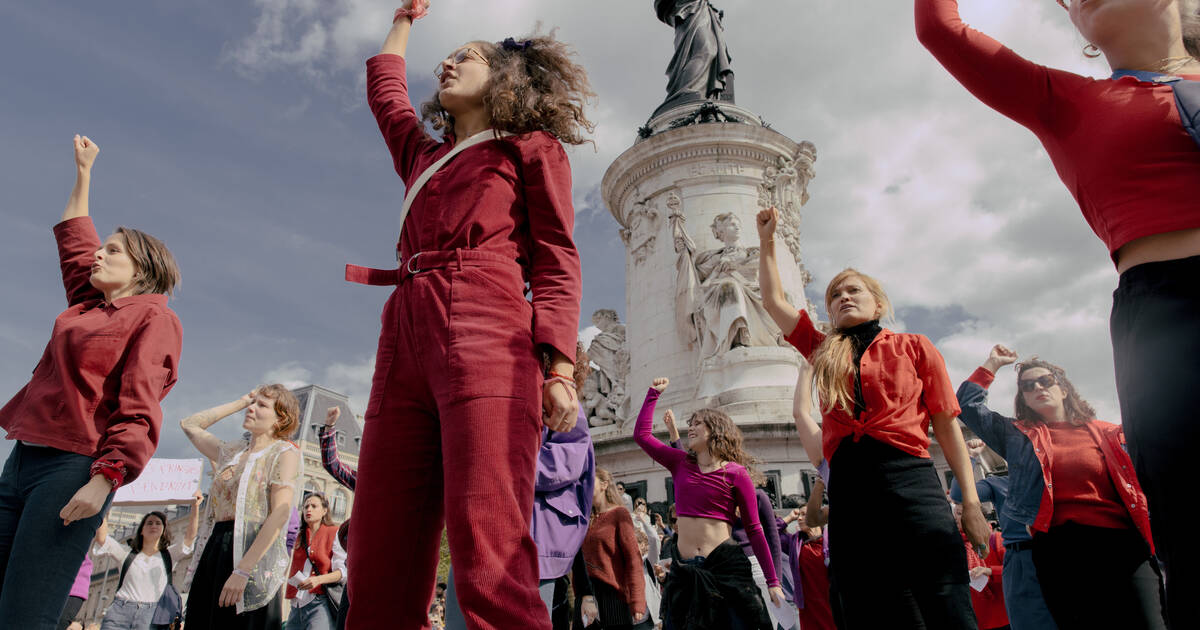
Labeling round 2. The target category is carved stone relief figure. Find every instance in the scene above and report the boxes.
[585,309,630,426]
[757,143,817,284]
[673,211,782,360]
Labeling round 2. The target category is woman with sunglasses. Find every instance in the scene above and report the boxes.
[957,345,1163,629]
[915,2,1200,623]
[346,1,592,627]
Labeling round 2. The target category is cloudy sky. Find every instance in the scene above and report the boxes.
[0,1,1120,465]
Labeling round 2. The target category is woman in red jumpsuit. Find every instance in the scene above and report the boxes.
[344,2,592,629]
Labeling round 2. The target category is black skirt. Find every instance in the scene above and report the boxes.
[184,520,282,630]
[827,436,976,629]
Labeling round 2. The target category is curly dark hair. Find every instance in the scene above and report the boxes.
[1012,357,1096,426]
[421,30,595,145]
[686,408,762,482]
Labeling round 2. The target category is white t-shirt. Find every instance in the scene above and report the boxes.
[92,536,192,604]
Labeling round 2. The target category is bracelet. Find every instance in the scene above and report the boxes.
[546,370,574,382]
[89,460,126,490]
[543,376,577,401]
[393,0,429,22]
[232,568,252,580]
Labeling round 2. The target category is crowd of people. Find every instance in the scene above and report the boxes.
[0,0,1197,628]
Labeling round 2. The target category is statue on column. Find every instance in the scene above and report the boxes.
[584,310,630,427]
[673,211,781,360]
[653,0,735,117]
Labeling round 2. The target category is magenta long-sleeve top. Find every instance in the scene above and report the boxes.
[633,388,779,587]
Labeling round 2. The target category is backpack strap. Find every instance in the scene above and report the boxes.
[116,547,174,592]
[397,129,513,243]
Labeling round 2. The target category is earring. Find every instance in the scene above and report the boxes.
[1083,43,1100,59]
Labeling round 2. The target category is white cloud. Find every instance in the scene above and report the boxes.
[322,354,377,418]
[262,361,313,390]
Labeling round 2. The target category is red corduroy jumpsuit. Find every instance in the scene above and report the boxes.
[344,54,581,630]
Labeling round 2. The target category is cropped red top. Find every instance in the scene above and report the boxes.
[917,0,1200,262]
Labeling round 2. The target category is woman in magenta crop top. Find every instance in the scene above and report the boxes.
[635,378,782,629]
[917,3,1200,624]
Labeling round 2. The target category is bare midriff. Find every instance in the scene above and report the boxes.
[1115,228,1200,274]
[675,516,734,560]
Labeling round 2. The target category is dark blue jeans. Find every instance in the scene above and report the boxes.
[0,443,113,629]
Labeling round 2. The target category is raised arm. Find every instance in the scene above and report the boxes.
[914,0,1075,130]
[663,408,682,446]
[90,516,130,563]
[367,5,439,185]
[319,407,357,491]
[219,447,299,608]
[756,207,801,335]
[181,391,256,464]
[63,135,98,222]
[633,380,687,471]
[55,136,105,306]
[956,345,1020,457]
[805,477,829,528]
[379,0,421,57]
[792,359,823,466]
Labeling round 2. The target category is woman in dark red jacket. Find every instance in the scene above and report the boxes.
[344,2,590,627]
[0,135,183,628]
[286,493,344,630]
[964,347,1164,629]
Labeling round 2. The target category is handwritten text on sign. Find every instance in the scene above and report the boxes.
[113,458,203,505]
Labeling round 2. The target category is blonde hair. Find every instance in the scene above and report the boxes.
[809,269,893,414]
[594,468,624,515]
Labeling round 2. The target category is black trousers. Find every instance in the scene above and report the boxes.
[1111,254,1200,629]
[1032,523,1165,629]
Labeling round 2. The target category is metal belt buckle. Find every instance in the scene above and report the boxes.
[406,252,423,274]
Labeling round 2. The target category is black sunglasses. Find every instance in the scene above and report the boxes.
[1018,374,1057,393]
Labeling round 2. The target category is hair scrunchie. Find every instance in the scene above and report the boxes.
[501,37,533,52]
[393,0,429,23]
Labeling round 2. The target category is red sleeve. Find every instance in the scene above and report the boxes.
[784,309,825,359]
[97,311,183,484]
[522,133,582,362]
[614,509,646,616]
[53,217,104,306]
[914,335,961,417]
[914,0,1083,132]
[365,54,442,185]
[967,366,995,389]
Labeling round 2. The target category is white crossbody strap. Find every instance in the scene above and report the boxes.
[399,129,513,236]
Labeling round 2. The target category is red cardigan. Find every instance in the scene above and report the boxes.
[582,507,645,616]
[0,217,182,486]
[287,523,339,599]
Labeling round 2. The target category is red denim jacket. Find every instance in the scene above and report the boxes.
[0,217,182,485]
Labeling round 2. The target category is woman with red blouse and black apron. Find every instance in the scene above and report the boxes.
[344,2,591,628]
[757,208,990,629]
[917,2,1200,624]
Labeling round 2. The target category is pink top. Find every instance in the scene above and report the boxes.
[70,554,93,600]
[634,388,780,587]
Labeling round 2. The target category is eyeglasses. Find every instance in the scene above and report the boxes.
[1018,374,1057,393]
[434,48,489,80]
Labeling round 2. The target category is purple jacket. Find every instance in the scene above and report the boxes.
[70,554,93,600]
[532,408,595,580]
